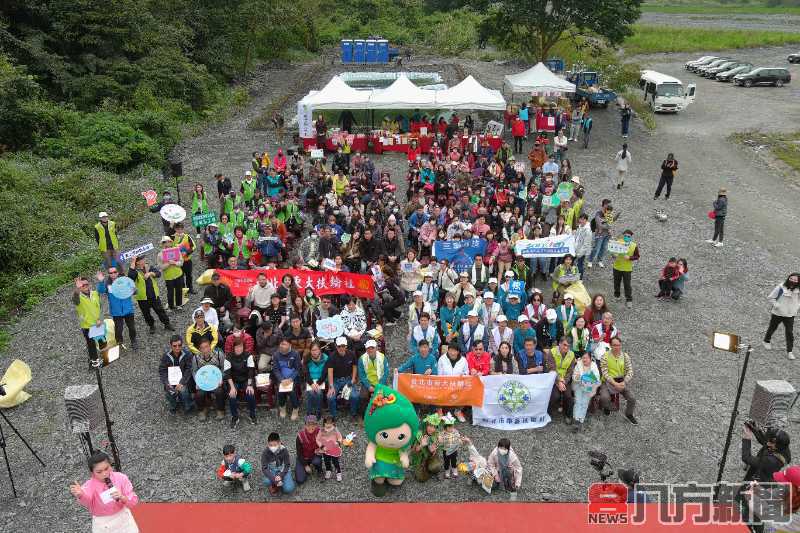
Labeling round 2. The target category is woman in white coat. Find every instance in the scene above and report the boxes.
[613,143,632,189]
[438,343,470,421]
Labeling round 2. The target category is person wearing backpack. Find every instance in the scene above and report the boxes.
[763,273,800,360]
[581,113,593,149]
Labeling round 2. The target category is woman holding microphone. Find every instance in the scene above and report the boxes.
[70,452,140,532]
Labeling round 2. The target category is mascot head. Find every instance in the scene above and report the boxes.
[364,385,419,451]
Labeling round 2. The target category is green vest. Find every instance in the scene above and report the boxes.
[76,291,101,329]
[191,192,208,215]
[550,346,575,379]
[232,238,250,259]
[173,233,194,261]
[219,221,235,239]
[605,352,626,380]
[612,241,637,272]
[95,221,119,252]
[242,179,257,201]
[133,269,159,301]
[231,210,245,229]
[162,250,183,281]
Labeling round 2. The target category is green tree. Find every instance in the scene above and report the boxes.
[478,0,643,62]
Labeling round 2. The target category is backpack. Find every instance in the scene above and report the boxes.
[590,215,597,233]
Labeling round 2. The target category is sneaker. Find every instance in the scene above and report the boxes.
[598,262,605,268]
[565,417,573,425]
[268,485,279,496]
[705,239,716,244]
[454,409,467,423]
[291,408,299,421]
[242,479,251,492]
[325,470,332,480]
[216,409,225,421]
[714,241,724,248]
[625,414,639,425]
[444,470,451,479]
[336,472,342,482]
[248,414,257,425]
[199,409,208,421]
[451,468,459,478]
[587,261,593,269]
[230,416,239,429]
[763,341,772,350]
[279,406,287,418]
[789,352,796,361]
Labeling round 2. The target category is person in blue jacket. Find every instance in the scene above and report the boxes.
[397,340,438,375]
[95,267,137,349]
[512,315,537,356]
[408,313,441,356]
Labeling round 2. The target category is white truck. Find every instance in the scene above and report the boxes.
[638,70,696,113]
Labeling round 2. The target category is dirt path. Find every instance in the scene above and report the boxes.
[640,11,800,33]
[3,47,800,531]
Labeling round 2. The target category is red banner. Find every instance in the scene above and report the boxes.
[216,269,375,299]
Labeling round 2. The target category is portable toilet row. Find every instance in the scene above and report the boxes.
[341,39,390,64]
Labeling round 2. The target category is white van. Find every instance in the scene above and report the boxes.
[638,70,696,112]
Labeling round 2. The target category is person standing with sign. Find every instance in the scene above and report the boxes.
[69,451,140,533]
[159,236,184,310]
[94,211,121,269]
[172,223,196,295]
[158,335,194,414]
[128,256,174,334]
[610,230,639,309]
[72,276,107,369]
[95,268,138,350]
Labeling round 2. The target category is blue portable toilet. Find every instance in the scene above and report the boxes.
[365,39,377,63]
[353,39,366,64]
[341,39,354,64]
[376,39,389,63]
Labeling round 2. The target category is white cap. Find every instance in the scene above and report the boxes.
[467,310,479,317]
[488,277,498,284]
[483,291,494,299]
[505,271,515,278]
[571,175,581,185]
[497,315,508,322]
[365,339,378,348]
[200,297,213,304]
[98,211,109,218]
[564,293,574,300]
[388,214,396,223]
[245,170,252,176]
[546,309,557,321]
[518,314,529,322]
[459,271,469,277]
[160,236,172,243]
[335,337,348,346]
[413,290,423,297]
[508,293,520,299]
[464,291,476,298]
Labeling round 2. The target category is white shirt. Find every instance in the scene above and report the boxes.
[437,354,469,376]
[195,306,219,327]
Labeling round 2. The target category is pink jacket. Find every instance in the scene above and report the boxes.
[76,471,139,517]
[316,427,343,458]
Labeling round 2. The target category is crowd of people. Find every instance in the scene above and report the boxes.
[70,90,800,519]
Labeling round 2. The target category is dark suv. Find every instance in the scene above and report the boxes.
[733,67,791,87]
[789,52,800,64]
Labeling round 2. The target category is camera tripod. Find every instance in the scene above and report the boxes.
[0,408,46,497]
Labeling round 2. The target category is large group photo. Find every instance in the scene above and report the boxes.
[1,1,800,532]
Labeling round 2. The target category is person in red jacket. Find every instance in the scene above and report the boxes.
[224,328,255,353]
[511,116,526,154]
[407,139,422,163]
[467,340,492,376]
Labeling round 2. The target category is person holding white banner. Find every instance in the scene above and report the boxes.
[544,337,576,424]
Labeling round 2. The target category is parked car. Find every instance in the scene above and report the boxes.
[702,60,740,77]
[789,52,800,64]
[685,55,717,70]
[695,58,734,76]
[688,56,723,73]
[715,64,754,82]
[733,67,791,87]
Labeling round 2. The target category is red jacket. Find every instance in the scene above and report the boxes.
[224,331,255,354]
[511,119,525,137]
[467,351,491,376]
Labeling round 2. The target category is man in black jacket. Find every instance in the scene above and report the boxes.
[158,336,194,413]
[203,272,233,331]
[360,228,385,266]
[318,226,338,260]
[742,424,791,483]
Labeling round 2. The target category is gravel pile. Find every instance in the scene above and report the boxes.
[2,49,800,531]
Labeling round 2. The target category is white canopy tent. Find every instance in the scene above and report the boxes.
[303,75,371,109]
[434,75,506,111]
[368,75,437,109]
[503,62,576,95]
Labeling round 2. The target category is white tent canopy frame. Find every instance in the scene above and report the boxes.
[503,62,576,96]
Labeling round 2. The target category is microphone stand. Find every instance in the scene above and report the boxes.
[92,358,121,471]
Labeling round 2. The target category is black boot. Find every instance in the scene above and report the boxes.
[371,480,387,497]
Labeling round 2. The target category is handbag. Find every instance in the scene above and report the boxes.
[707,210,716,219]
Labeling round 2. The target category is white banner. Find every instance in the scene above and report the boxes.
[472,372,557,430]
[298,100,314,138]
[514,234,575,258]
[119,242,155,262]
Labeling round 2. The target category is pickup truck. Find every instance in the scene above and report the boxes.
[566,70,617,108]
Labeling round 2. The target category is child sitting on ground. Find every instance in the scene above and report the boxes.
[316,416,344,482]
[411,413,443,482]
[216,444,252,492]
[438,414,462,479]
[486,438,523,495]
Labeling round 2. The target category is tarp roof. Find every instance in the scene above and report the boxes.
[303,76,371,109]
[434,75,506,111]
[503,62,576,94]
[368,75,436,109]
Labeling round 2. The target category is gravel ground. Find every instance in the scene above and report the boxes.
[2,47,800,531]
[640,11,800,33]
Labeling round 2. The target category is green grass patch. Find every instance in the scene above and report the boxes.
[625,25,800,54]
[731,131,800,172]
[621,90,657,131]
[642,3,800,15]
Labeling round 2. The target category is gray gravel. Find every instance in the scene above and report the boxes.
[640,11,800,33]
[2,47,800,531]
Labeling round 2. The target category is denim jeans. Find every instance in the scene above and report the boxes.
[576,256,587,278]
[328,377,360,418]
[277,388,299,408]
[590,235,609,263]
[295,455,323,484]
[263,469,295,494]
[228,381,256,419]
[165,387,195,412]
[306,388,324,417]
[529,257,548,276]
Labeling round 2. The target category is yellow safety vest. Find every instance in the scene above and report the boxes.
[76,291,101,329]
[612,241,637,272]
[172,234,195,261]
[605,352,626,380]
[550,346,575,379]
[132,270,159,301]
[95,221,119,252]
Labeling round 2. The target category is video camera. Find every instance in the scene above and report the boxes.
[589,451,615,482]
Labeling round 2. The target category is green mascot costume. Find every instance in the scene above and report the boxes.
[364,384,420,497]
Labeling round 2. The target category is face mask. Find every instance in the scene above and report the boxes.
[324,426,334,432]
[623,236,632,243]
[498,448,508,456]
[269,446,279,453]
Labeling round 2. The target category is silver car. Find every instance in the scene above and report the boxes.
[715,64,754,82]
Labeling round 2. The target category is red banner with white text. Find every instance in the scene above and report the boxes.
[216,269,375,299]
